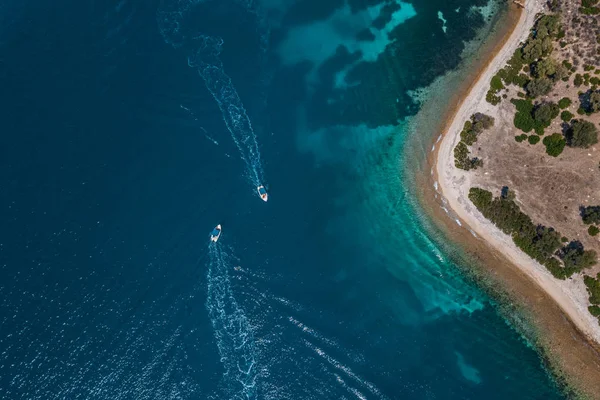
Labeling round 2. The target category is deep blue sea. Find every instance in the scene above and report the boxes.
[0,0,565,399]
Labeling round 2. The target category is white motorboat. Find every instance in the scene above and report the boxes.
[210,224,222,242]
[257,185,268,202]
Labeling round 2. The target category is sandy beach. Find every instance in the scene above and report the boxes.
[435,0,600,348]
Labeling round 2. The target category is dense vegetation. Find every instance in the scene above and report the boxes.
[454,142,482,171]
[566,119,598,148]
[581,206,600,224]
[469,187,597,279]
[454,113,494,170]
[584,273,600,324]
[560,110,573,122]
[542,133,566,156]
[486,50,527,105]
[515,133,528,142]
[486,15,567,104]
[476,5,600,325]
[511,99,559,134]
[580,90,600,113]
[580,0,600,15]
[528,135,540,144]
[460,113,495,145]
[558,97,572,109]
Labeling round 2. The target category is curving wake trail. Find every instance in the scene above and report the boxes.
[207,242,258,399]
[188,36,265,187]
[158,0,266,192]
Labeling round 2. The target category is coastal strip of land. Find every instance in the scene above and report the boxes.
[436,0,600,346]
[423,0,600,395]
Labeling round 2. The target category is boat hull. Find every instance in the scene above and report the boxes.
[210,224,222,242]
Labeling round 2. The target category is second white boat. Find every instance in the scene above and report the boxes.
[257,185,268,202]
[210,224,222,242]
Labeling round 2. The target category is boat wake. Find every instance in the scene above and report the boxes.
[188,36,265,187]
[302,339,388,400]
[207,242,258,399]
[158,0,266,192]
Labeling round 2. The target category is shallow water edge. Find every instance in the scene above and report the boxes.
[403,3,600,398]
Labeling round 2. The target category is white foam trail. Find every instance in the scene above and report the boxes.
[188,38,265,187]
[207,243,259,399]
[269,295,304,312]
[204,134,219,145]
[334,374,367,400]
[159,1,267,192]
[287,317,339,348]
[303,340,387,399]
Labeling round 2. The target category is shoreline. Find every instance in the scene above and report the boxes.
[410,0,600,396]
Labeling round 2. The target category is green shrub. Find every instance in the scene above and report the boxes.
[558,97,572,109]
[472,112,495,130]
[490,49,525,91]
[533,102,560,129]
[526,77,554,98]
[454,142,482,171]
[454,142,469,169]
[460,121,477,145]
[459,113,495,145]
[513,74,530,88]
[467,187,596,278]
[560,110,574,122]
[528,135,540,144]
[589,91,600,112]
[560,241,597,271]
[515,134,528,142]
[542,133,566,156]
[581,206,600,225]
[582,0,600,14]
[486,89,502,105]
[532,58,557,79]
[589,305,600,317]
[566,119,598,148]
[511,99,535,132]
[490,75,504,91]
[468,187,493,210]
[589,225,600,236]
[574,73,584,86]
[511,100,559,134]
[584,273,600,304]
[545,257,570,279]
[534,14,561,40]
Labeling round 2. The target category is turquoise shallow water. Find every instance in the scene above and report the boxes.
[0,0,565,398]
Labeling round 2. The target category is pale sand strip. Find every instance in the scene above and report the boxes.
[435,0,600,344]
